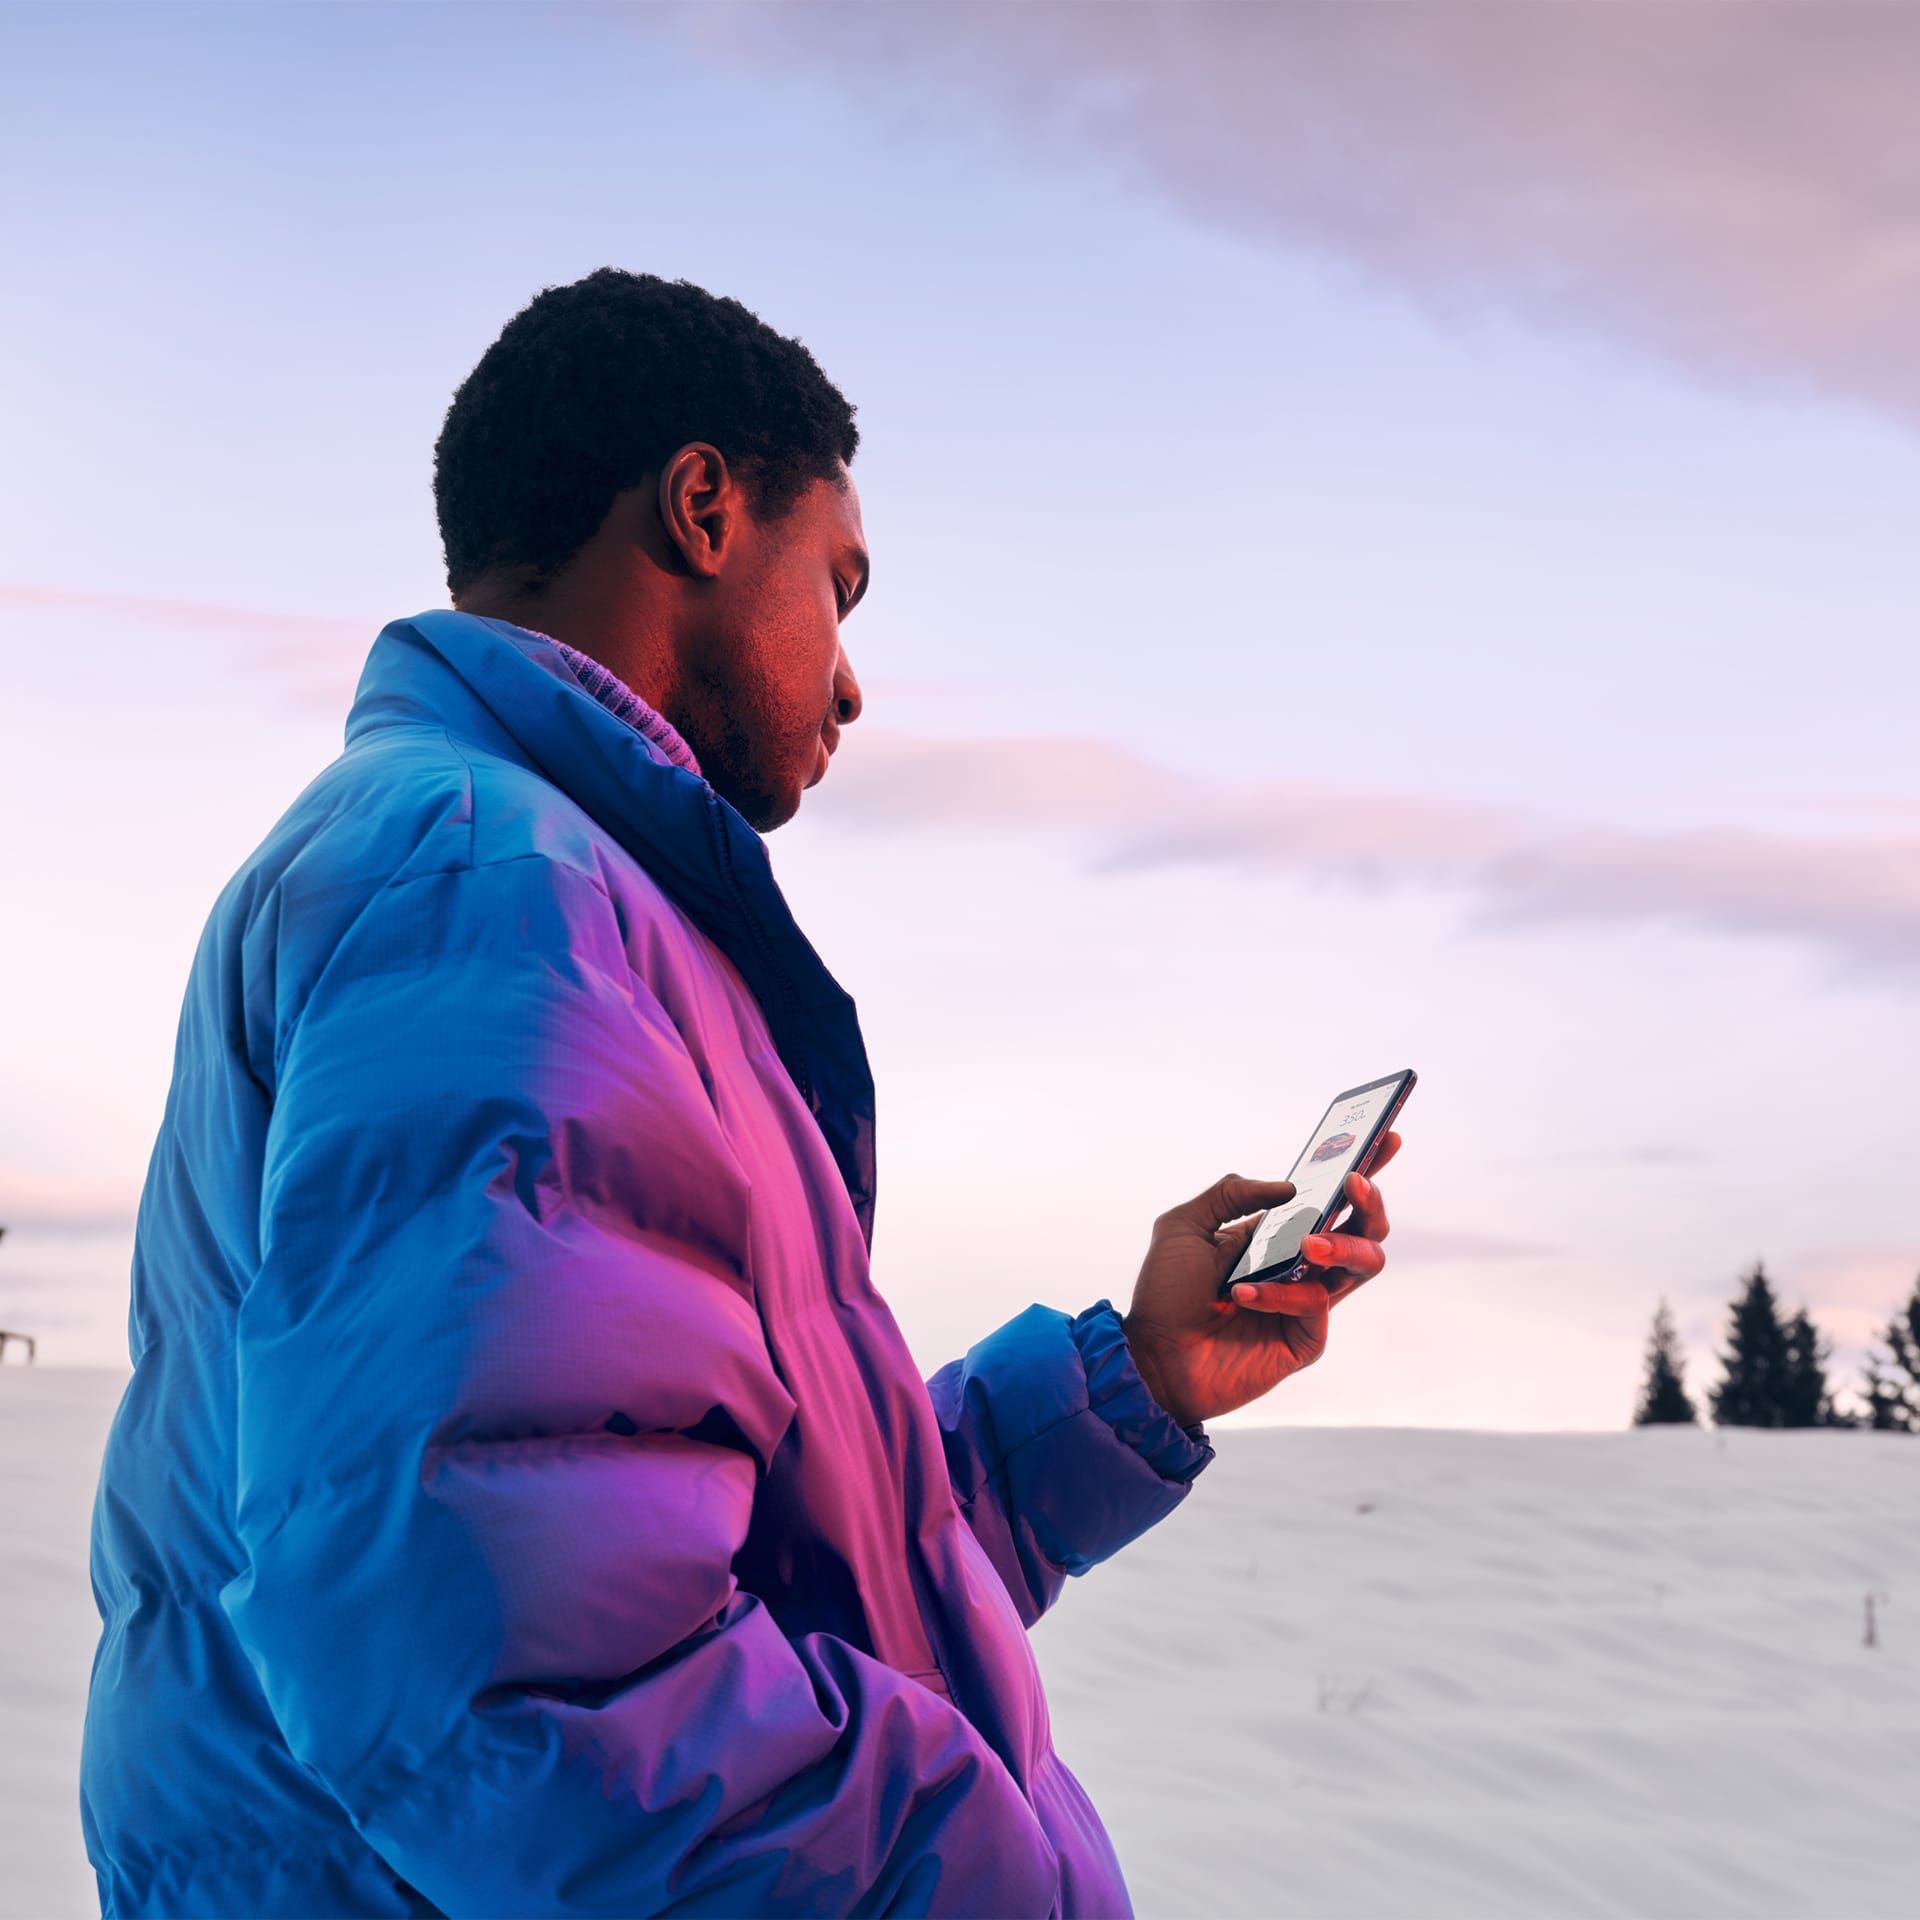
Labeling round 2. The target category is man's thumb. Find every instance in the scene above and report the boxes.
[1182,1172,1297,1231]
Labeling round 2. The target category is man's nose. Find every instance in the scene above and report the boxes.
[832,649,862,727]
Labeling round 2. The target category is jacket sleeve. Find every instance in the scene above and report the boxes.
[923,1299,1215,1630]
[223,854,1062,1919]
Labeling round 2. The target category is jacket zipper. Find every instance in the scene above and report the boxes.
[706,792,814,1108]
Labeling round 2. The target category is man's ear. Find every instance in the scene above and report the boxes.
[656,442,735,583]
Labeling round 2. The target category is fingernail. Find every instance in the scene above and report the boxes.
[1301,1235,1330,1263]
[1232,1282,1256,1302]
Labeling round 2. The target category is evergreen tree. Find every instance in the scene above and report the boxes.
[1885,1273,1920,1401]
[1858,1275,1920,1433]
[1859,1355,1915,1432]
[1633,1299,1698,1425]
[1709,1262,1794,1427]
[1780,1306,1848,1427]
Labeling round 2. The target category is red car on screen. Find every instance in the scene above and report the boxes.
[1310,1130,1356,1164]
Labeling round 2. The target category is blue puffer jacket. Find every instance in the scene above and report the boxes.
[79,610,1215,1918]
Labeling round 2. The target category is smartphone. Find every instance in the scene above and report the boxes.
[1218,1070,1416,1296]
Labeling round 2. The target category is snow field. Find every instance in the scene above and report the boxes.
[6,1372,1916,1918]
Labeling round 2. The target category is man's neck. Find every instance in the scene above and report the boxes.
[454,567,683,727]
[454,594,704,779]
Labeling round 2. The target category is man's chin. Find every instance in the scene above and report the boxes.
[757,789,804,833]
[705,745,819,834]
[715,775,802,836]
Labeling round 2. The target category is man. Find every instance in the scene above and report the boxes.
[81,268,1397,1918]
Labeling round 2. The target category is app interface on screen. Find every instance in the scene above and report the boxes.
[1230,1079,1402,1281]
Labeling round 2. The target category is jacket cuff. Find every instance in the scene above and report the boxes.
[1070,1298,1215,1485]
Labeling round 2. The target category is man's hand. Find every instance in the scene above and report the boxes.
[1119,1133,1400,1428]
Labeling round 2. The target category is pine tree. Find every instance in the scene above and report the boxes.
[1633,1299,1698,1425]
[1858,1275,1920,1433]
[1780,1306,1848,1427]
[1859,1356,1915,1432]
[1709,1262,1794,1427]
[1886,1273,1920,1402]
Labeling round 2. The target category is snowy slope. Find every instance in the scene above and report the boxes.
[1032,1424,1920,1919]
[5,1369,1916,1919]
[2,1369,122,1920]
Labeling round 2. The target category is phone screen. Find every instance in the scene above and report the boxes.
[1226,1073,1409,1285]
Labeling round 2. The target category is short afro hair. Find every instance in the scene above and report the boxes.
[432,268,860,595]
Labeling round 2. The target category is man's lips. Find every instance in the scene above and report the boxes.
[808,732,834,788]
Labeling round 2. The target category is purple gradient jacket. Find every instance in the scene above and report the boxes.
[79,610,1215,1918]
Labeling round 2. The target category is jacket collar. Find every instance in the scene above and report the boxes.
[345,610,878,1250]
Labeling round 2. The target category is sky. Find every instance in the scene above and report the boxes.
[1,0,1916,1428]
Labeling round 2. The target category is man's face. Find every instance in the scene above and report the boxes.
[677,460,868,834]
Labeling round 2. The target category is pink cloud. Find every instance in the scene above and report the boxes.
[13,585,1911,982]
[807,729,1920,985]
[0,582,373,713]
[1776,1244,1920,1347]
[683,1,1920,426]
[0,582,367,650]
[0,1168,141,1236]
[0,584,964,711]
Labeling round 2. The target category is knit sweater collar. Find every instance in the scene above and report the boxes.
[545,635,705,779]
